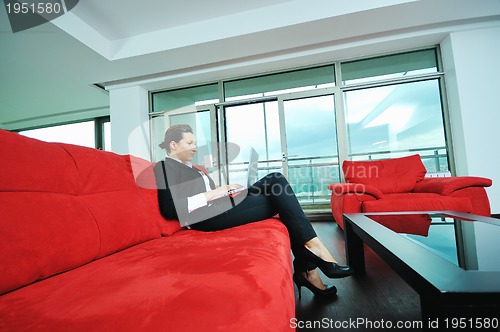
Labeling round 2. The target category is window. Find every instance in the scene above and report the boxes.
[341,49,438,85]
[344,80,448,171]
[224,65,335,101]
[103,121,111,151]
[342,49,447,171]
[151,84,219,162]
[151,83,219,113]
[20,117,111,151]
[149,47,450,211]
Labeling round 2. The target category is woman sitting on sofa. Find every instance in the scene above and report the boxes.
[154,124,352,298]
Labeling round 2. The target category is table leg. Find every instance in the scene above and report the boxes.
[421,295,500,322]
[420,296,436,321]
[344,218,366,274]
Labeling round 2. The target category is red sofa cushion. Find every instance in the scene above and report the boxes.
[0,192,101,295]
[48,144,161,259]
[0,219,294,331]
[126,155,182,236]
[343,154,427,193]
[0,130,160,294]
[0,131,79,194]
[362,193,473,213]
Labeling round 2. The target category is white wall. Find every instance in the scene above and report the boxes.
[441,26,500,214]
[109,85,150,160]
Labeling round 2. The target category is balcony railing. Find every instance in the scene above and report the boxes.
[228,147,448,207]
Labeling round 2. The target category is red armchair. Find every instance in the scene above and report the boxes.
[328,154,492,229]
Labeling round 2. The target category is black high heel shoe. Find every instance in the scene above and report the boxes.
[301,247,353,279]
[293,272,337,299]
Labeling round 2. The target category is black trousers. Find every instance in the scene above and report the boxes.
[190,172,318,272]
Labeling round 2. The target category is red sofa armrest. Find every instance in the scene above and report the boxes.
[328,183,384,199]
[412,176,492,196]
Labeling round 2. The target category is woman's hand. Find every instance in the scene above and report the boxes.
[204,184,244,201]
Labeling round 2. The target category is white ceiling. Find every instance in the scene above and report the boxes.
[1,0,500,130]
[71,0,294,40]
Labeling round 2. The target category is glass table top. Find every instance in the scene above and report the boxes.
[366,213,500,272]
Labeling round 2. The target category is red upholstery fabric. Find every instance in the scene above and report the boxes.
[0,132,98,294]
[0,132,79,194]
[330,154,492,229]
[343,154,426,193]
[448,186,491,217]
[54,145,160,260]
[0,131,161,294]
[0,220,294,332]
[329,183,383,228]
[328,182,384,199]
[331,193,377,229]
[362,193,473,214]
[0,192,100,295]
[126,155,182,236]
[0,130,294,331]
[412,176,492,195]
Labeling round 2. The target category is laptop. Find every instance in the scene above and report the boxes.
[219,147,259,198]
[245,147,259,187]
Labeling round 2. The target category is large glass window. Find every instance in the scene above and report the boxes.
[344,79,447,172]
[224,65,335,101]
[149,47,449,213]
[341,49,438,85]
[20,119,111,150]
[152,83,219,113]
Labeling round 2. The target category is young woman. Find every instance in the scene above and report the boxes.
[154,124,352,298]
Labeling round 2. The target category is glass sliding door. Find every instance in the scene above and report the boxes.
[222,100,282,185]
[280,93,339,207]
[221,91,340,209]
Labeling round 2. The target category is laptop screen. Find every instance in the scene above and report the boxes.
[246,148,259,187]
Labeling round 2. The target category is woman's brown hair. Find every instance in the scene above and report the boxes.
[158,124,193,154]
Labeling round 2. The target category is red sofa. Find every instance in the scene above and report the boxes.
[0,130,295,331]
[329,154,492,229]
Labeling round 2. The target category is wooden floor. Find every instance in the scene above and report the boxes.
[294,221,423,331]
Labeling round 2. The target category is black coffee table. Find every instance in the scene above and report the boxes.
[344,211,500,323]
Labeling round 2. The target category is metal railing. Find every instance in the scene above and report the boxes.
[228,147,448,206]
